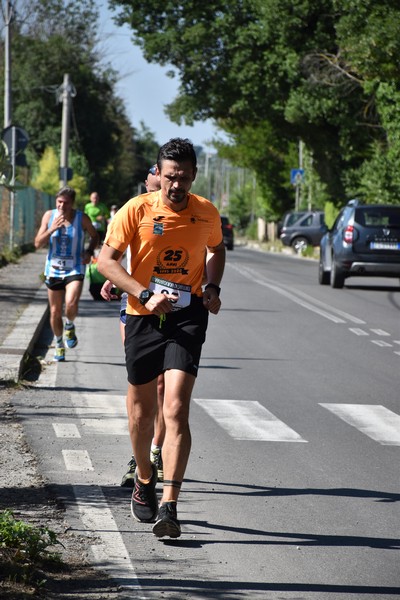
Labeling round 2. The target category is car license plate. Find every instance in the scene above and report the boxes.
[370,241,400,250]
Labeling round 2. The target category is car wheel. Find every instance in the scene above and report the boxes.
[331,256,345,289]
[318,256,330,285]
[291,236,309,253]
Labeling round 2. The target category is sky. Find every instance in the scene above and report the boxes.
[97,2,224,151]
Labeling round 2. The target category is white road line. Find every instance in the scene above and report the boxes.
[228,264,352,324]
[52,423,80,438]
[371,340,393,347]
[370,329,390,336]
[70,393,125,415]
[254,278,345,323]
[320,404,400,446]
[62,449,94,470]
[194,399,307,442]
[36,358,58,388]
[349,328,369,336]
[288,286,366,324]
[73,485,145,594]
[80,418,128,435]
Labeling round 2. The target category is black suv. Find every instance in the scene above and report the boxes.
[221,215,234,250]
[279,210,327,253]
[319,200,400,288]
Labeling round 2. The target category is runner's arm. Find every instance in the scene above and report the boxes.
[81,214,100,263]
[203,241,226,314]
[97,243,173,314]
[34,211,60,248]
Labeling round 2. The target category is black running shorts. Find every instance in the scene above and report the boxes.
[125,296,209,385]
[45,274,84,290]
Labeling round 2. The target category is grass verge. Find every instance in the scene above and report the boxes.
[0,509,63,594]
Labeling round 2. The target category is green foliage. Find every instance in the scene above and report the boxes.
[0,509,61,562]
[324,201,339,229]
[0,245,22,267]
[110,0,400,216]
[245,219,258,241]
[31,147,59,194]
[0,141,14,190]
[0,0,140,204]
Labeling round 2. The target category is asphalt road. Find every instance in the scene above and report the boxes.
[12,247,400,599]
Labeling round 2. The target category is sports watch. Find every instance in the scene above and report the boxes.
[139,289,154,306]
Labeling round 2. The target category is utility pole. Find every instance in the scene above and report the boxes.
[295,139,304,211]
[59,74,75,186]
[4,0,14,248]
[4,0,12,129]
[307,151,313,211]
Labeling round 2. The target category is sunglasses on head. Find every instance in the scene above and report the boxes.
[148,165,157,175]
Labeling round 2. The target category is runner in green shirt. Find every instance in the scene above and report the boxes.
[84,191,110,242]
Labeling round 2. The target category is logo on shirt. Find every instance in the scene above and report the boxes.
[154,246,189,275]
[153,222,164,235]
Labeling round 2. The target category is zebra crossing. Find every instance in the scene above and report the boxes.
[51,394,400,468]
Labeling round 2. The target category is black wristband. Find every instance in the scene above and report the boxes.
[205,283,221,296]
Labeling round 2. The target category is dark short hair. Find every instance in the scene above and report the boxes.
[56,186,76,203]
[157,138,197,172]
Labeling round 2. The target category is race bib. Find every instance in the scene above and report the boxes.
[149,276,191,311]
[51,255,74,272]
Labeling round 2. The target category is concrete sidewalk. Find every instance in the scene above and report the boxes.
[0,249,49,382]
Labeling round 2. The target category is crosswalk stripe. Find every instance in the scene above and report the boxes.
[371,340,393,347]
[194,399,307,442]
[70,393,125,415]
[320,404,400,446]
[53,423,80,438]
[370,329,390,336]
[80,418,128,435]
[62,449,94,470]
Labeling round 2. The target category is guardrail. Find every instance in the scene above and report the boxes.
[0,186,54,251]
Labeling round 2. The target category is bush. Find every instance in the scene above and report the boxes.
[0,510,61,562]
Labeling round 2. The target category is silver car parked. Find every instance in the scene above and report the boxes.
[319,200,400,288]
[280,210,327,253]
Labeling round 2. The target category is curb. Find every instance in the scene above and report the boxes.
[0,285,49,383]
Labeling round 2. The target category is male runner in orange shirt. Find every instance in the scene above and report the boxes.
[98,138,225,538]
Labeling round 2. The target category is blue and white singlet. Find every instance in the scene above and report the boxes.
[44,210,86,278]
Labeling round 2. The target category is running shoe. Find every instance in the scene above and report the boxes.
[120,455,137,488]
[150,446,164,482]
[152,502,181,539]
[131,463,158,523]
[53,347,65,362]
[64,323,78,348]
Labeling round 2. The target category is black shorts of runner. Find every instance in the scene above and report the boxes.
[45,274,84,291]
[125,295,209,385]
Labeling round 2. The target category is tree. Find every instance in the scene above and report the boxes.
[31,146,59,194]
[109,0,400,211]
[0,0,140,204]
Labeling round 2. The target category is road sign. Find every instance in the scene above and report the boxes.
[2,125,29,153]
[59,167,73,181]
[290,168,304,185]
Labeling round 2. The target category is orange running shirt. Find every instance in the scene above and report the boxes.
[105,190,223,315]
